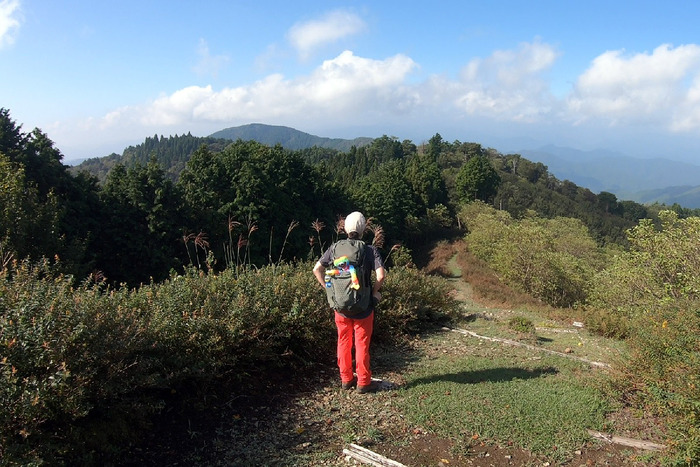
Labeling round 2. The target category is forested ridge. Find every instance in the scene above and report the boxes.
[71,133,232,183]
[2,107,698,465]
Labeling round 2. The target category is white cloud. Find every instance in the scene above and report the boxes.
[192,38,230,78]
[566,44,700,129]
[87,51,418,131]
[287,10,366,60]
[143,85,217,125]
[52,41,563,157]
[672,74,700,131]
[453,39,560,121]
[0,0,21,49]
[52,50,417,158]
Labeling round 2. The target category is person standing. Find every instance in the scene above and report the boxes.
[312,212,386,394]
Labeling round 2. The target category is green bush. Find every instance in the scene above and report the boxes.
[464,204,604,308]
[507,315,535,334]
[590,212,700,464]
[377,266,461,340]
[622,298,699,465]
[581,307,630,339]
[0,259,95,463]
[0,259,460,464]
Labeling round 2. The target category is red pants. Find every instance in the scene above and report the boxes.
[334,311,374,386]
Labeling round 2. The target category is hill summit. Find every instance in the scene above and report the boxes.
[209,123,373,152]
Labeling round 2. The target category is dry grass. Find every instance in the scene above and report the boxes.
[421,239,459,276]
[419,237,587,332]
[423,238,546,311]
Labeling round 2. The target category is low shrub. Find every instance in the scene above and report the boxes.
[507,315,535,334]
[377,266,461,341]
[590,212,700,464]
[464,205,604,308]
[0,259,96,463]
[582,307,630,339]
[0,259,459,464]
[621,298,700,465]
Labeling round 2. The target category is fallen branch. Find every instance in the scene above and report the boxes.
[446,327,611,368]
[587,430,667,451]
[343,443,407,467]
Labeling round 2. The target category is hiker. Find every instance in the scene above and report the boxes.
[312,211,386,394]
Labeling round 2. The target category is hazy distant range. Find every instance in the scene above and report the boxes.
[517,145,700,209]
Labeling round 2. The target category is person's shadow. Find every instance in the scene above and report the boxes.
[405,366,558,387]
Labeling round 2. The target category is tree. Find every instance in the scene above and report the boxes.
[455,155,501,202]
[179,141,345,267]
[0,108,27,161]
[401,139,417,156]
[517,159,548,184]
[405,153,446,210]
[365,135,404,164]
[591,210,700,309]
[0,154,31,261]
[97,158,184,285]
[455,142,485,162]
[587,211,700,454]
[426,133,446,160]
[354,159,417,243]
[466,207,602,307]
[597,191,621,215]
[0,153,62,263]
[0,110,102,274]
[619,200,647,222]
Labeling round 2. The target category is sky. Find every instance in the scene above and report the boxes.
[3,0,700,164]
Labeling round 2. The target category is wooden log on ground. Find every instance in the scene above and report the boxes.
[587,429,667,451]
[343,443,407,467]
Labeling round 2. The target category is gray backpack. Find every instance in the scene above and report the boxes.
[324,239,371,315]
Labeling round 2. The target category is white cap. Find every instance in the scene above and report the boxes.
[344,211,366,235]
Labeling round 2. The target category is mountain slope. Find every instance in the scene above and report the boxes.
[209,123,373,151]
[630,185,700,207]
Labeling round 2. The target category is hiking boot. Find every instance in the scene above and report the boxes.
[341,378,357,390]
[356,381,379,394]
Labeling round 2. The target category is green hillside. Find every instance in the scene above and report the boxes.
[631,184,700,208]
[70,133,231,182]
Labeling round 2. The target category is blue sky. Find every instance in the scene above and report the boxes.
[3,0,700,163]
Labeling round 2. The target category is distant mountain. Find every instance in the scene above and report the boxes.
[209,123,373,152]
[519,145,700,207]
[630,185,700,208]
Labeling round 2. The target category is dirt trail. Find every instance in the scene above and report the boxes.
[446,253,472,300]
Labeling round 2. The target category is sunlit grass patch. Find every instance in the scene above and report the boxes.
[398,331,611,463]
[455,307,628,367]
